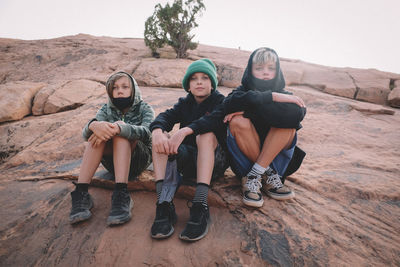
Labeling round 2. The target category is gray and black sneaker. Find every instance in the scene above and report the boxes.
[179,202,210,242]
[151,201,177,239]
[242,175,264,207]
[262,168,295,200]
[107,189,133,226]
[69,190,93,224]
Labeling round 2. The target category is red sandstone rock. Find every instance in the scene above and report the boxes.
[43,79,104,114]
[388,80,400,108]
[0,34,399,266]
[133,58,192,88]
[0,81,46,123]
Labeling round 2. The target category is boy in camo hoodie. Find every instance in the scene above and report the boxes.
[69,71,154,226]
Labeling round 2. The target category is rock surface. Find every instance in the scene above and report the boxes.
[388,80,400,107]
[0,34,399,266]
[0,81,45,122]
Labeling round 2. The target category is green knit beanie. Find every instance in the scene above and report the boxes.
[182,58,218,92]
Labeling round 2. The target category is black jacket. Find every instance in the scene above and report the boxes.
[224,48,306,138]
[189,48,306,178]
[149,90,226,147]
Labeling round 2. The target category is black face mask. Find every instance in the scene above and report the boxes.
[112,97,132,110]
[249,76,277,92]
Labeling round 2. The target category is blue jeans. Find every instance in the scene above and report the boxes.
[226,128,296,178]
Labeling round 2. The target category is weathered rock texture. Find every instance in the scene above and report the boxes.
[0,34,399,266]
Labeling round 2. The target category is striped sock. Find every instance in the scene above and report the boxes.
[192,183,209,207]
[155,180,164,202]
[247,163,266,178]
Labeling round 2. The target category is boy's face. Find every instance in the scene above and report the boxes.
[252,61,277,80]
[189,72,212,100]
[112,76,132,98]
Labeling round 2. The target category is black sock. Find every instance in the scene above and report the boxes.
[192,183,209,207]
[115,183,128,191]
[155,180,164,202]
[75,183,89,192]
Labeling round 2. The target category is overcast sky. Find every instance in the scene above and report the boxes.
[1,0,399,74]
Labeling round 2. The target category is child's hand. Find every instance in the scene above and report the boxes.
[223,111,244,123]
[168,127,193,154]
[89,121,119,141]
[88,134,104,148]
[272,92,306,108]
[152,129,170,154]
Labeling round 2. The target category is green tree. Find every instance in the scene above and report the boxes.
[144,0,205,58]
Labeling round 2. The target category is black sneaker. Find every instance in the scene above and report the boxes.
[179,202,210,242]
[151,201,177,239]
[107,189,133,226]
[261,168,295,200]
[69,190,93,224]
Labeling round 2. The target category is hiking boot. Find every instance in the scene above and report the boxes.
[151,201,177,239]
[107,189,133,226]
[69,190,93,224]
[179,202,210,242]
[262,168,295,200]
[242,175,264,207]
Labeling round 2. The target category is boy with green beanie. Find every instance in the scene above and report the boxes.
[149,58,228,241]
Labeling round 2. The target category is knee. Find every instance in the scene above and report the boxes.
[229,115,252,133]
[112,135,130,145]
[196,132,217,149]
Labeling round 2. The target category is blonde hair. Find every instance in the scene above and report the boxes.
[252,48,277,65]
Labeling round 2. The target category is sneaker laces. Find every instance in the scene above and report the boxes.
[266,171,283,189]
[246,176,262,192]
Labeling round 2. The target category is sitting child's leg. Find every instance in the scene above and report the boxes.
[179,132,217,242]
[69,141,107,224]
[260,127,296,200]
[106,136,136,226]
[151,138,178,239]
[228,116,265,208]
[229,115,260,162]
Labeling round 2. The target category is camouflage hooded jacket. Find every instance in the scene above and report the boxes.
[82,72,154,148]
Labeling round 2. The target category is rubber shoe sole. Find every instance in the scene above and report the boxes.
[179,218,210,242]
[242,196,264,208]
[266,190,295,200]
[151,215,177,239]
[151,226,175,239]
[69,200,93,224]
[107,197,134,226]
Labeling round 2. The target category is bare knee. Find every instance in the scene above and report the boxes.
[112,135,129,144]
[112,136,133,151]
[196,132,217,149]
[229,115,252,134]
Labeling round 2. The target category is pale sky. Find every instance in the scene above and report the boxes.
[1,0,399,74]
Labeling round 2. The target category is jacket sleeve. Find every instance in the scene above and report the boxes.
[223,87,274,114]
[149,98,183,132]
[118,103,155,143]
[82,104,108,141]
[253,102,306,129]
[187,101,225,136]
[224,87,306,129]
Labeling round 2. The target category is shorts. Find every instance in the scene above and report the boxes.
[226,128,296,178]
[176,143,229,181]
[101,140,152,180]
